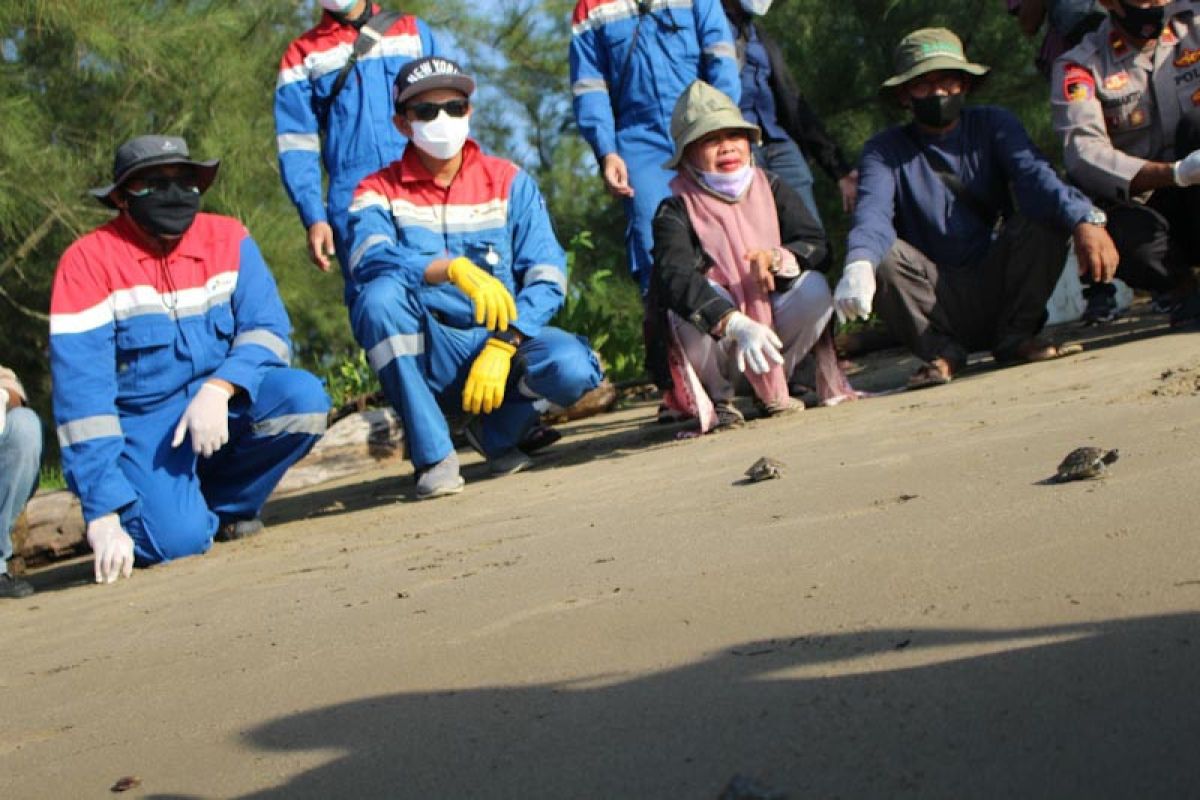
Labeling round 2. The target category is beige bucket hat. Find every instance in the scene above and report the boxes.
[663,81,761,170]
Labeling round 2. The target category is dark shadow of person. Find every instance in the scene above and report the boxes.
[148,612,1200,798]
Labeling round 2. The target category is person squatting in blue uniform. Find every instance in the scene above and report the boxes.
[50,136,330,584]
[570,0,741,292]
[274,0,437,289]
[345,57,604,499]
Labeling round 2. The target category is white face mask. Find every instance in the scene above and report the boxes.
[321,0,357,13]
[409,110,471,160]
[738,0,774,16]
[698,164,754,200]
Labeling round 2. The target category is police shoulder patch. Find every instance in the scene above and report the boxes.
[1063,64,1095,103]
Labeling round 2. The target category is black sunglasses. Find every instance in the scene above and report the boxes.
[404,99,470,122]
[124,176,201,198]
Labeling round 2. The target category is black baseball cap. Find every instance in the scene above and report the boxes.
[393,56,476,109]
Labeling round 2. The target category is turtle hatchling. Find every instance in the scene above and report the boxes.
[745,456,785,483]
[1054,447,1119,482]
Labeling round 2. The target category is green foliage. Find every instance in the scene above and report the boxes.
[322,349,379,410]
[38,464,66,493]
[556,232,645,381]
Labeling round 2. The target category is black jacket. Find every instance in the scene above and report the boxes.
[645,170,830,389]
[734,19,852,182]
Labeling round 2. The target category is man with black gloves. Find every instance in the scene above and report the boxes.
[834,28,1119,389]
[1053,0,1200,326]
[51,136,329,583]
[720,0,858,223]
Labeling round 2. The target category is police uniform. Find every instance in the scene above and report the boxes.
[1053,7,1200,295]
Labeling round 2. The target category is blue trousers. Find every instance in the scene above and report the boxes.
[753,138,823,230]
[0,407,42,572]
[119,368,329,565]
[351,274,603,469]
[618,124,678,294]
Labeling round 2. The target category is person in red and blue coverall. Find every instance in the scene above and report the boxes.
[274,0,437,293]
[345,57,604,499]
[50,136,329,585]
[570,0,741,292]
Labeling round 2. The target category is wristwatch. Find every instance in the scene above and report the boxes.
[1082,207,1107,227]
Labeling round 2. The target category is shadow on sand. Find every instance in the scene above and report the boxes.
[147,612,1200,799]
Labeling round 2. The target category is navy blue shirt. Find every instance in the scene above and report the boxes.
[847,106,1093,270]
[738,26,789,143]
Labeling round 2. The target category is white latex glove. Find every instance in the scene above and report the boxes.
[0,397,7,435]
[172,382,233,458]
[86,513,134,584]
[1174,149,1200,187]
[722,311,784,375]
[834,260,877,324]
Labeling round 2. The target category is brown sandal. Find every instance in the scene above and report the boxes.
[997,337,1083,365]
[907,358,954,390]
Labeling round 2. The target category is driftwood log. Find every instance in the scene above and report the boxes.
[271,407,405,495]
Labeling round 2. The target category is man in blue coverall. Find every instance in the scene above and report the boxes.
[50,136,329,584]
[345,57,604,499]
[570,0,742,292]
[274,0,437,287]
[831,28,1119,389]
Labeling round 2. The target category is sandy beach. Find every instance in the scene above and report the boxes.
[2,317,1198,799]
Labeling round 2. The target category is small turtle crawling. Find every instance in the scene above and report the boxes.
[744,456,785,483]
[1054,447,1119,482]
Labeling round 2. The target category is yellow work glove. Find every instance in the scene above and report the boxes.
[463,337,517,414]
[446,256,518,332]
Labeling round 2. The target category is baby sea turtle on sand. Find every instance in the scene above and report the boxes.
[745,456,785,483]
[1054,447,1119,482]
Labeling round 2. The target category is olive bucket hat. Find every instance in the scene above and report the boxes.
[880,27,990,92]
[89,135,219,209]
[664,81,761,170]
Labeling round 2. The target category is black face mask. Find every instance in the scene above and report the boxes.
[125,182,201,237]
[1110,1,1169,41]
[911,93,965,129]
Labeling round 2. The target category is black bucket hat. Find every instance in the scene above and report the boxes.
[90,135,220,208]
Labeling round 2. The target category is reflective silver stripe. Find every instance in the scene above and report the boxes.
[523,264,568,293]
[349,234,393,274]
[277,133,321,154]
[706,42,736,60]
[232,329,291,362]
[367,333,424,371]
[252,412,328,438]
[572,78,609,96]
[57,415,122,448]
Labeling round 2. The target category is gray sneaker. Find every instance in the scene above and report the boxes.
[415,451,465,499]
[488,448,533,476]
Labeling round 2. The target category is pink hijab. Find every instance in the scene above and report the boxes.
[670,167,790,407]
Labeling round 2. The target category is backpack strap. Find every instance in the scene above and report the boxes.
[318,11,405,121]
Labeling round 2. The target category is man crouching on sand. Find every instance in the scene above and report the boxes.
[50,136,330,584]
[343,57,603,499]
